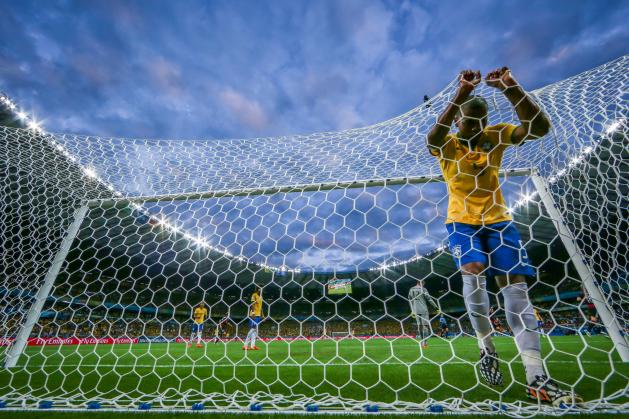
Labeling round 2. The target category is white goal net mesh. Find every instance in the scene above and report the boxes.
[0,56,627,415]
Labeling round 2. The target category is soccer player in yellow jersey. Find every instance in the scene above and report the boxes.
[243,287,263,350]
[242,287,262,351]
[188,302,208,348]
[427,67,579,406]
[534,308,544,334]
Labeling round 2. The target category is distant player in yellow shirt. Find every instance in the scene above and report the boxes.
[188,302,208,348]
[243,287,263,351]
[534,308,544,334]
[427,67,578,406]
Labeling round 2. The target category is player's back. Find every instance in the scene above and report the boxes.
[409,286,429,313]
[408,285,423,300]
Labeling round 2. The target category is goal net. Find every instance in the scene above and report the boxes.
[0,56,627,415]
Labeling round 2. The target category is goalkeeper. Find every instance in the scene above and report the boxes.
[408,279,438,348]
[427,67,579,405]
[243,287,263,351]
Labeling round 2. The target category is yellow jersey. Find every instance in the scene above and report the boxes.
[429,123,517,225]
[250,292,262,317]
[193,306,208,324]
[534,309,542,321]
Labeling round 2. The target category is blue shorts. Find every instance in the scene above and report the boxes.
[192,323,203,333]
[249,316,262,329]
[446,221,535,277]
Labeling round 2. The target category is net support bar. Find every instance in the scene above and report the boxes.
[92,168,534,207]
[3,205,89,368]
[531,172,629,362]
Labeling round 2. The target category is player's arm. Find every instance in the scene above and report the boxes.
[486,67,551,145]
[426,70,481,153]
[426,293,439,310]
[249,294,255,314]
[408,291,416,318]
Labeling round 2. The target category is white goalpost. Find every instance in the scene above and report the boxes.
[0,56,627,415]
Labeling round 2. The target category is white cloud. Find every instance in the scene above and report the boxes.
[219,87,269,132]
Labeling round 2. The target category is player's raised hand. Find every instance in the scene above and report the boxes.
[458,70,482,93]
[485,67,518,90]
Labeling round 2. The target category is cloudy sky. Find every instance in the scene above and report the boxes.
[1,0,627,140]
[2,1,626,272]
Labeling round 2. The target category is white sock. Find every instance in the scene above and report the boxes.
[251,330,257,347]
[462,275,496,353]
[502,282,544,383]
[244,329,254,347]
[197,332,202,344]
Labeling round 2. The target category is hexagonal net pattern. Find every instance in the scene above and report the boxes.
[0,56,627,416]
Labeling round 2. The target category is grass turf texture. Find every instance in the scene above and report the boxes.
[0,335,626,411]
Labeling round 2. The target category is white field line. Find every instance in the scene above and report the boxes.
[26,359,608,369]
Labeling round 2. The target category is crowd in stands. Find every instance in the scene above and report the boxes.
[0,295,604,341]
[4,310,596,342]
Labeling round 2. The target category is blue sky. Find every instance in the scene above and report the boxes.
[1,0,627,139]
[1,0,626,273]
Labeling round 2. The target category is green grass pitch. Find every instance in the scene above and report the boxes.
[0,335,626,413]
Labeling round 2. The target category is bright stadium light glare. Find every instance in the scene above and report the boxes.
[16,111,28,120]
[605,120,621,134]
[27,120,43,132]
[83,167,98,178]
[570,156,582,166]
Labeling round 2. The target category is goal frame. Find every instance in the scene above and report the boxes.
[4,168,627,371]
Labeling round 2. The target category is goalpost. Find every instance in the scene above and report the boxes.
[0,56,627,415]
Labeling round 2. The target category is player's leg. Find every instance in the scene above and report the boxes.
[489,222,541,382]
[196,324,203,347]
[489,221,580,404]
[251,328,257,349]
[448,224,496,350]
[244,326,253,350]
[418,313,428,348]
[423,316,432,347]
[448,222,502,386]
[415,317,423,341]
[251,317,260,350]
[243,328,253,349]
[188,324,196,347]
